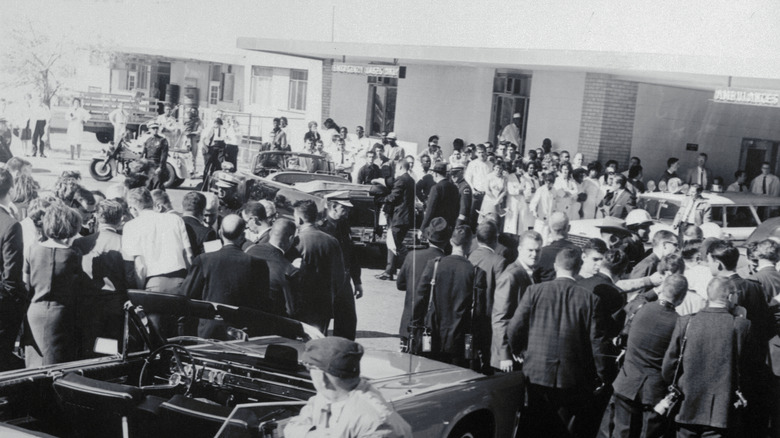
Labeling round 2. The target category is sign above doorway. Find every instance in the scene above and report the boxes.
[712,88,780,108]
[332,63,405,78]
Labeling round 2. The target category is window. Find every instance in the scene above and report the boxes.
[220,65,235,102]
[288,69,308,111]
[127,70,137,90]
[250,66,273,107]
[367,76,397,136]
[209,84,220,105]
[209,65,221,105]
[125,62,148,91]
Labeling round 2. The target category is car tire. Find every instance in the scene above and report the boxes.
[96,132,112,144]
[448,421,489,438]
[163,163,182,188]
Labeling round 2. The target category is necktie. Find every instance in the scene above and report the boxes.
[341,153,344,164]
[320,404,331,429]
[763,176,767,195]
[218,127,221,138]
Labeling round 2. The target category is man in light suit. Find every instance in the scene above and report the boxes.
[508,247,609,437]
[685,153,713,191]
[491,230,541,373]
[672,184,711,229]
[181,215,270,340]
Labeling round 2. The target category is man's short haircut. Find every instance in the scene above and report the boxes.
[662,274,689,303]
[96,200,124,226]
[428,135,439,143]
[243,200,267,221]
[583,238,608,255]
[397,159,411,172]
[658,253,685,275]
[293,199,318,224]
[605,160,619,169]
[699,153,708,160]
[127,188,153,210]
[453,138,464,150]
[689,183,703,195]
[630,156,641,164]
[220,214,246,241]
[613,174,627,188]
[588,161,603,174]
[762,161,771,167]
[754,239,780,263]
[683,224,703,241]
[476,144,486,153]
[555,247,583,273]
[681,239,703,261]
[0,168,14,198]
[450,225,473,247]
[71,187,96,210]
[150,189,170,206]
[652,230,677,247]
[43,204,82,240]
[548,211,569,234]
[707,239,739,271]
[734,170,746,179]
[518,230,543,247]
[270,218,296,242]
[602,248,629,276]
[543,172,557,184]
[667,157,679,168]
[707,276,736,303]
[628,165,643,179]
[182,191,207,215]
[476,221,498,245]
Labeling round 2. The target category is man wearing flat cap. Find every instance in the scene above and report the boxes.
[420,162,459,233]
[142,121,169,190]
[285,337,412,438]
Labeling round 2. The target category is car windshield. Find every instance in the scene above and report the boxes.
[253,152,334,175]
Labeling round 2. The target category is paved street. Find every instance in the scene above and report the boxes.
[16,131,405,353]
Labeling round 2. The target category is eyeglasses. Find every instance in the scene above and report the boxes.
[663,241,678,248]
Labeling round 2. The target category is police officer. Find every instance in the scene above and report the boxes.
[285,337,412,437]
[420,162,459,233]
[450,163,472,228]
[142,121,169,190]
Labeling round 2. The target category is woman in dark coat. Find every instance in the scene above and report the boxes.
[24,203,91,367]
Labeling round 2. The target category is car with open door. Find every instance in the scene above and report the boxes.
[0,291,525,438]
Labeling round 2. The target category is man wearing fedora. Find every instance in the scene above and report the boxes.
[420,162,459,233]
[285,337,412,437]
[396,217,451,351]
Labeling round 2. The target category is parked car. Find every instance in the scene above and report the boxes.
[0,291,525,438]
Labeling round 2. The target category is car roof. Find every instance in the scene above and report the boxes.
[638,191,780,207]
[746,216,780,244]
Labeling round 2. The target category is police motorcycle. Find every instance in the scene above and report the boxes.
[90,109,190,188]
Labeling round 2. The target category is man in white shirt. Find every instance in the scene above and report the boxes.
[727,170,748,192]
[122,187,193,337]
[332,137,354,176]
[465,144,493,226]
[685,153,713,191]
[498,113,522,148]
[751,161,780,196]
[108,103,129,146]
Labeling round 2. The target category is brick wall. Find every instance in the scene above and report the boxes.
[321,59,333,120]
[577,73,638,170]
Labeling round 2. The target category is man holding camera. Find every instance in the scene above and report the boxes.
[661,277,751,438]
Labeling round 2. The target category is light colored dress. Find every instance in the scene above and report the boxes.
[478,172,506,224]
[554,176,579,220]
[504,172,530,235]
[66,107,90,144]
[581,177,601,219]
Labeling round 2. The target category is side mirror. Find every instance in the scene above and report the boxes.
[93,337,119,356]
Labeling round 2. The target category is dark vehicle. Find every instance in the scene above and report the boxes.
[251,151,350,181]
[0,292,525,437]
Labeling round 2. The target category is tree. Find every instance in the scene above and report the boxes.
[0,19,81,107]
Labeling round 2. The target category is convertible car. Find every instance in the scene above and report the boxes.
[0,292,525,437]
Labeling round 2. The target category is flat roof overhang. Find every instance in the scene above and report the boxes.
[236,37,780,91]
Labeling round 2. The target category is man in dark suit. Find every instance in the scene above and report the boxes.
[377,159,415,280]
[492,230,542,373]
[600,174,636,219]
[508,247,609,437]
[609,274,687,438]
[581,248,630,342]
[749,239,780,302]
[242,200,276,249]
[290,200,345,334]
[629,230,678,295]
[414,226,486,367]
[397,217,450,350]
[420,162,459,233]
[468,220,507,371]
[319,192,361,340]
[534,211,581,282]
[181,214,270,340]
[245,219,299,318]
[707,239,773,437]
[0,169,23,371]
[662,277,751,437]
[181,191,218,257]
[684,153,713,191]
[73,200,127,355]
[356,149,381,185]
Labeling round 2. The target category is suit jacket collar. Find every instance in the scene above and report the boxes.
[595,272,614,283]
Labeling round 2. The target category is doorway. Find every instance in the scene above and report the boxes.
[739,138,780,182]
[489,73,531,154]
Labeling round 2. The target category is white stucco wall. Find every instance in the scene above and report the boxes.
[525,71,587,155]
